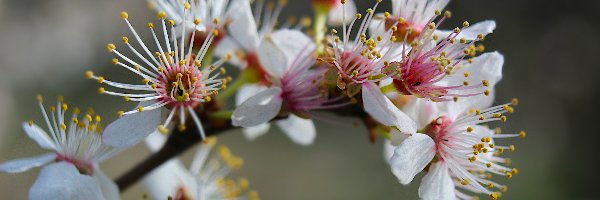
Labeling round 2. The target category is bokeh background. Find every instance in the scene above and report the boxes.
[1,0,599,199]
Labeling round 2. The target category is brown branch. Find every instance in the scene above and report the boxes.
[115,119,233,191]
[114,103,368,192]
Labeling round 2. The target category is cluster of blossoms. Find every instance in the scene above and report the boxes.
[0,0,525,199]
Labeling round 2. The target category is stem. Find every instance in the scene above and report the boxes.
[216,70,252,102]
[210,110,233,119]
[115,119,233,191]
[313,9,328,53]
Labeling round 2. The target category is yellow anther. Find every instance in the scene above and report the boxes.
[151,84,157,89]
[123,96,130,102]
[106,43,116,52]
[97,76,105,83]
[72,118,78,124]
[117,111,124,117]
[60,123,67,130]
[444,10,452,18]
[511,168,519,175]
[486,163,492,168]
[484,90,490,96]
[98,87,105,94]
[434,10,441,16]
[489,192,499,200]
[213,18,219,25]
[384,12,391,18]
[500,116,507,122]
[460,179,469,185]
[463,81,469,86]
[157,11,167,19]
[184,2,191,9]
[463,21,470,28]
[501,186,508,192]
[468,156,477,162]
[511,98,519,106]
[204,96,212,102]
[142,78,150,84]
[505,172,513,179]
[194,18,201,25]
[238,178,250,189]
[463,71,470,77]
[519,131,526,138]
[508,145,515,151]
[86,114,93,122]
[137,106,143,112]
[487,183,494,188]
[147,22,154,28]
[482,80,490,87]
[213,29,220,37]
[355,13,362,19]
[158,125,169,134]
[168,20,175,25]
[467,126,474,132]
[112,58,119,65]
[85,71,94,79]
[120,11,129,19]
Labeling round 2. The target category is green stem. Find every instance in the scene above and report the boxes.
[216,70,252,102]
[313,9,328,53]
[380,83,397,94]
[210,110,234,119]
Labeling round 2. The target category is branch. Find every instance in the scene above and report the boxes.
[115,119,233,191]
[114,103,367,191]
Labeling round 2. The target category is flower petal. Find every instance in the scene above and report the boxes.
[22,122,57,151]
[102,107,161,148]
[418,162,455,200]
[236,84,269,106]
[390,133,435,185]
[258,29,313,78]
[389,129,410,146]
[93,168,119,200]
[276,115,316,145]
[232,87,283,127]
[0,153,56,173]
[143,159,190,200]
[402,98,439,129]
[362,82,417,134]
[228,0,260,51]
[328,0,357,26]
[383,140,395,163]
[435,20,496,41]
[144,132,167,152]
[243,124,271,140]
[29,162,104,200]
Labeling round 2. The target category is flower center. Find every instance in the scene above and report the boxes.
[56,153,94,175]
[311,0,338,11]
[384,18,423,43]
[423,116,452,154]
[157,63,205,109]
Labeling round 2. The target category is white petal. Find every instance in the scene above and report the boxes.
[228,0,260,51]
[103,108,161,148]
[29,162,104,200]
[367,15,387,42]
[390,133,435,185]
[389,129,410,146]
[143,160,189,200]
[236,84,269,106]
[443,52,504,116]
[435,20,496,41]
[258,29,313,78]
[232,87,283,127]
[22,122,57,151]
[276,115,316,145]
[144,132,167,152]
[93,168,119,200]
[242,124,271,140]
[362,82,417,134]
[328,0,357,26]
[383,140,395,163]
[402,98,439,128]
[419,162,455,200]
[0,153,56,173]
[213,37,243,67]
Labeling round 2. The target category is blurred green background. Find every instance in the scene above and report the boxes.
[1,0,599,199]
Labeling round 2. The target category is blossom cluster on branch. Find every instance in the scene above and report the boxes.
[0,0,525,199]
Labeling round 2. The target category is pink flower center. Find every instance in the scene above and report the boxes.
[423,116,453,156]
[156,61,206,109]
[384,18,423,43]
[56,153,94,175]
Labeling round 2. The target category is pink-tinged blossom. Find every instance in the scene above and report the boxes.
[232,29,348,145]
[383,9,501,103]
[368,0,496,43]
[87,10,229,147]
[325,1,418,134]
[387,96,524,200]
[143,135,256,200]
[0,96,119,200]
